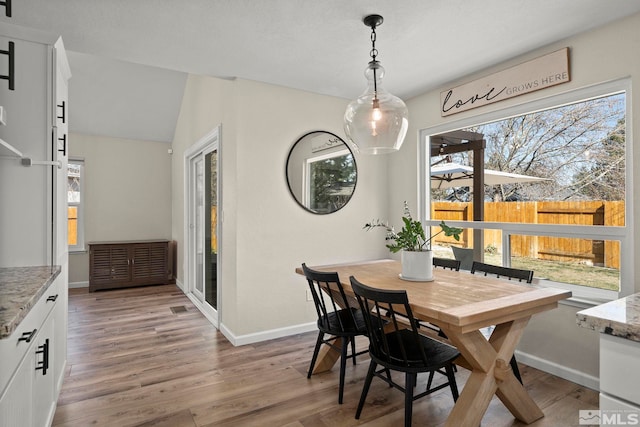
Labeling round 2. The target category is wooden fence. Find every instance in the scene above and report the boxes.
[68,207,77,246]
[432,201,624,269]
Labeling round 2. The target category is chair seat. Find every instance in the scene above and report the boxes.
[374,329,460,371]
[318,307,368,335]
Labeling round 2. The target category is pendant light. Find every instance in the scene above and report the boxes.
[344,14,408,155]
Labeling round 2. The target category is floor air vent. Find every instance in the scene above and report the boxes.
[170,305,187,314]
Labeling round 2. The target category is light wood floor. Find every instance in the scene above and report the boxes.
[53,284,598,426]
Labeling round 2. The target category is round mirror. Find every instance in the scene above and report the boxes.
[286,131,357,214]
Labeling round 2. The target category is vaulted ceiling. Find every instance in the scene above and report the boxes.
[2,0,640,143]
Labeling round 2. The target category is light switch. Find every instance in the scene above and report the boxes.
[0,106,5,126]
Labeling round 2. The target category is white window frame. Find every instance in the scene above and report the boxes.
[304,148,350,208]
[418,78,633,303]
[68,158,85,252]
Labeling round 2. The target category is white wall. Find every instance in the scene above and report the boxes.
[168,10,640,386]
[392,12,640,384]
[171,75,390,340]
[68,133,172,285]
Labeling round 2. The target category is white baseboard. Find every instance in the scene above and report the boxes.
[515,350,600,391]
[176,279,316,346]
[174,283,598,389]
[69,281,89,289]
[221,321,317,347]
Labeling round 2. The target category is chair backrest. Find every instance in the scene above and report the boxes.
[302,263,355,331]
[350,276,429,367]
[451,246,474,270]
[433,257,461,271]
[470,261,534,283]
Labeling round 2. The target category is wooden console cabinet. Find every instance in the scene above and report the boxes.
[89,240,171,292]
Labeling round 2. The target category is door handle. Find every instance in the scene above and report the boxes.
[35,338,49,375]
[18,329,37,343]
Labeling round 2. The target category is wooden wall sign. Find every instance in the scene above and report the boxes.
[440,48,570,117]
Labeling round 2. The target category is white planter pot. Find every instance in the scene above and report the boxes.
[401,250,434,281]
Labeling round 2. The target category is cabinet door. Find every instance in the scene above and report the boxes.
[132,243,168,284]
[0,35,51,267]
[32,314,55,427]
[53,42,69,268]
[51,270,67,395]
[90,245,130,285]
[0,346,35,427]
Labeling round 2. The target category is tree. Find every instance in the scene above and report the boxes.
[310,154,356,212]
[570,118,625,200]
[432,93,626,202]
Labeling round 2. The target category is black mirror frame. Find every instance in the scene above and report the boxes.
[286,130,357,215]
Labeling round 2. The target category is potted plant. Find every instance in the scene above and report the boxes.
[364,201,463,281]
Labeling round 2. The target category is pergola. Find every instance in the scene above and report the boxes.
[430,130,486,261]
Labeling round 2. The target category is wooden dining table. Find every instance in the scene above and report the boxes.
[296,259,571,427]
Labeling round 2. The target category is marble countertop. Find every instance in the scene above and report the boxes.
[0,265,61,339]
[577,293,640,343]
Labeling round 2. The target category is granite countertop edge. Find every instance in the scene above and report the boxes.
[577,292,640,343]
[0,266,62,339]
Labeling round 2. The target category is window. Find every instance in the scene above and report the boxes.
[305,150,356,214]
[420,79,631,302]
[68,159,85,252]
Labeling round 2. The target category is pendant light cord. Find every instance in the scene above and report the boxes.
[369,24,378,97]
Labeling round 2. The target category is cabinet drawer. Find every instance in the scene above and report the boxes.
[600,333,640,405]
[0,277,61,394]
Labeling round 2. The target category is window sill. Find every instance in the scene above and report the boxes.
[534,278,619,309]
[560,296,608,310]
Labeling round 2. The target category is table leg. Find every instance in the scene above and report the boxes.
[440,317,544,427]
[311,337,342,374]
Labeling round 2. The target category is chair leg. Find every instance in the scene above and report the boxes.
[510,356,523,384]
[445,363,459,402]
[404,373,416,427]
[426,371,435,390]
[338,337,350,404]
[355,360,377,419]
[350,336,357,365]
[307,331,324,378]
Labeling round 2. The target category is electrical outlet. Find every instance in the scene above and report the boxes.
[306,289,313,301]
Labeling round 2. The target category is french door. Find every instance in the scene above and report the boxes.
[186,127,220,326]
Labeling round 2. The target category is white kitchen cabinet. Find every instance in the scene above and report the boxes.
[599,333,640,415]
[0,338,35,426]
[577,294,640,426]
[0,272,64,427]
[0,22,71,268]
[0,21,69,427]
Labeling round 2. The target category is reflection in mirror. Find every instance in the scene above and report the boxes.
[286,131,357,214]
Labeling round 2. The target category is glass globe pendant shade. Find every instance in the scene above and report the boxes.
[344,61,409,155]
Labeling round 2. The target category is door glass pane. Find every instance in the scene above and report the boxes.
[205,150,218,309]
[195,157,204,294]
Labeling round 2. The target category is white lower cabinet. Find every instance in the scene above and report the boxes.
[0,344,35,426]
[0,274,65,427]
[33,314,56,427]
[599,333,640,427]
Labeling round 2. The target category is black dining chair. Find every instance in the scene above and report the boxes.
[301,263,371,404]
[433,257,461,271]
[470,261,534,384]
[350,276,459,427]
[471,261,534,283]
